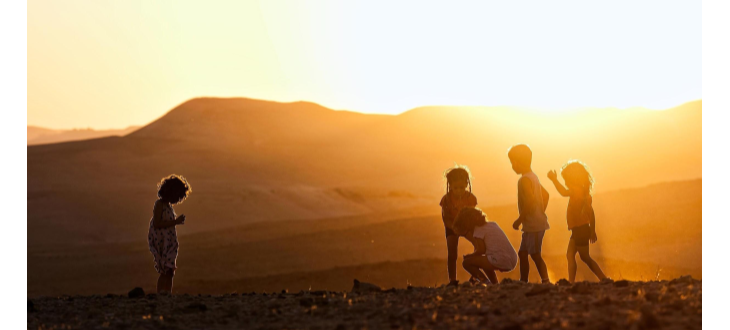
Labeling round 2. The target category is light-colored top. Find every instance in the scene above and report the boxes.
[473,222,518,265]
[518,171,550,232]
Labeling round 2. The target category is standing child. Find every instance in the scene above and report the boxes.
[453,207,518,285]
[547,160,608,283]
[507,144,551,283]
[440,166,478,286]
[148,174,192,294]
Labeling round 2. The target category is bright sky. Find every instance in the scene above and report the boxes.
[28,0,701,129]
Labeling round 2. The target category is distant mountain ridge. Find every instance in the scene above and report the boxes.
[27,98,701,246]
[27,125,139,145]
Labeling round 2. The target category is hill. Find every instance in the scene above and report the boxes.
[27,125,139,145]
[27,98,701,247]
[28,179,701,297]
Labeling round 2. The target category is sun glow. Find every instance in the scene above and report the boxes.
[28,0,700,129]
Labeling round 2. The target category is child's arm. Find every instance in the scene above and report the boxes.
[152,201,184,229]
[547,170,571,197]
[464,237,486,258]
[513,177,533,230]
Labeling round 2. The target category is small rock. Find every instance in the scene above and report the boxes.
[569,282,592,294]
[639,305,660,329]
[645,291,661,302]
[351,279,382,293]
[127,287,145,298]
[556,279,571,286]
[525,284,553,297]
[281,289,288,294]
[614,280,631,287]
[185,302,208,312]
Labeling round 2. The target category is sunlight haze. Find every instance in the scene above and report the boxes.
[28,0,701,129]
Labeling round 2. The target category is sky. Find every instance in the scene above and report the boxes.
[28,0,701,129]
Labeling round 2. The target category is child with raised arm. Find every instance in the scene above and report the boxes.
[507,144,551,283]
[547,160,608,283]
[148,174,192,294]
[440,166,478,286]
[453,207,518,285]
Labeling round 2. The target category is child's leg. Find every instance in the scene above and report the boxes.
[463,256,499,284]
[530,253,550,283]
[446,235,460,283]
[566,239,578,283]
[518,250,530,282]
[462,258,488,283]
[577,246,607,281]
[156,273,165,293]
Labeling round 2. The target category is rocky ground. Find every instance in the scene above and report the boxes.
[28,277,701,330]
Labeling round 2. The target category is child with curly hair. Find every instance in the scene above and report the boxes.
[148,174,192,294]
[547,160,608,283]
[439,165,478,286]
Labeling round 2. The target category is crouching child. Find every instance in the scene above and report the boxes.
[453,207,518,285]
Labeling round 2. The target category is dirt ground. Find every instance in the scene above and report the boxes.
[28,276,701,330]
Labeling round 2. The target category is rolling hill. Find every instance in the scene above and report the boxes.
[27,98,701,248]
[27,125,139,145]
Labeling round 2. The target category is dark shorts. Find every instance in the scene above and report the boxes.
[570,224,592,247]
[519,231,545,254]
[445,226,457,238]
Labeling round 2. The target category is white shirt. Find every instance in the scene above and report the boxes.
[473,222,518,265]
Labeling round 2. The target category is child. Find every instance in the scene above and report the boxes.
[440,166,478,286]
[547,160,608,283]
[453,207,518,285]
[507,144,551,283]
[148,174,192,294]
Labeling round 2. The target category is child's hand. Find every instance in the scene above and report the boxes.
[176,214,186,225]
[590,231,598,244]
[547,170,558,181]
[512,219,521,230]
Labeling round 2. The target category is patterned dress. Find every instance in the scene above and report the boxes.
[148,202,179,274]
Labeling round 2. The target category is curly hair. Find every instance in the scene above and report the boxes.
[452,207,488,235]
[561,160,594,193]
[157,174,192,204]
[443,165,473,194]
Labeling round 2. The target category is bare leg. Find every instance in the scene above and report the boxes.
[566,239,578,283]
[577,246,606,281]
[462,259,488,283]
[156,274,165,293]
[463,256,500,284]
[530,253,550,283]
[518,250,530,282]
[446,235,460,282]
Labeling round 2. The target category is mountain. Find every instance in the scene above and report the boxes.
[27,98,701,246]
[27,125,140,145]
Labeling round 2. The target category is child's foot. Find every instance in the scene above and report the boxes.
[600,278,614,284]
[541,278,551,284]
[447,280,459,287]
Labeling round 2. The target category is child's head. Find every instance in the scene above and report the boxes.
[560,160,593,193]
[452,207,488,236]
[507,144,532,174]
[443,165,472,196]
[157,174,192,204]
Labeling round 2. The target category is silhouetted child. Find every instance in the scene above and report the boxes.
[507,144,551,283]
[148,174,192,294]
[440,166,478,286]
[547,160,608,283]
[453,207,518,285]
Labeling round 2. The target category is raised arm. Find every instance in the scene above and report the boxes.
[547,170,571,197]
